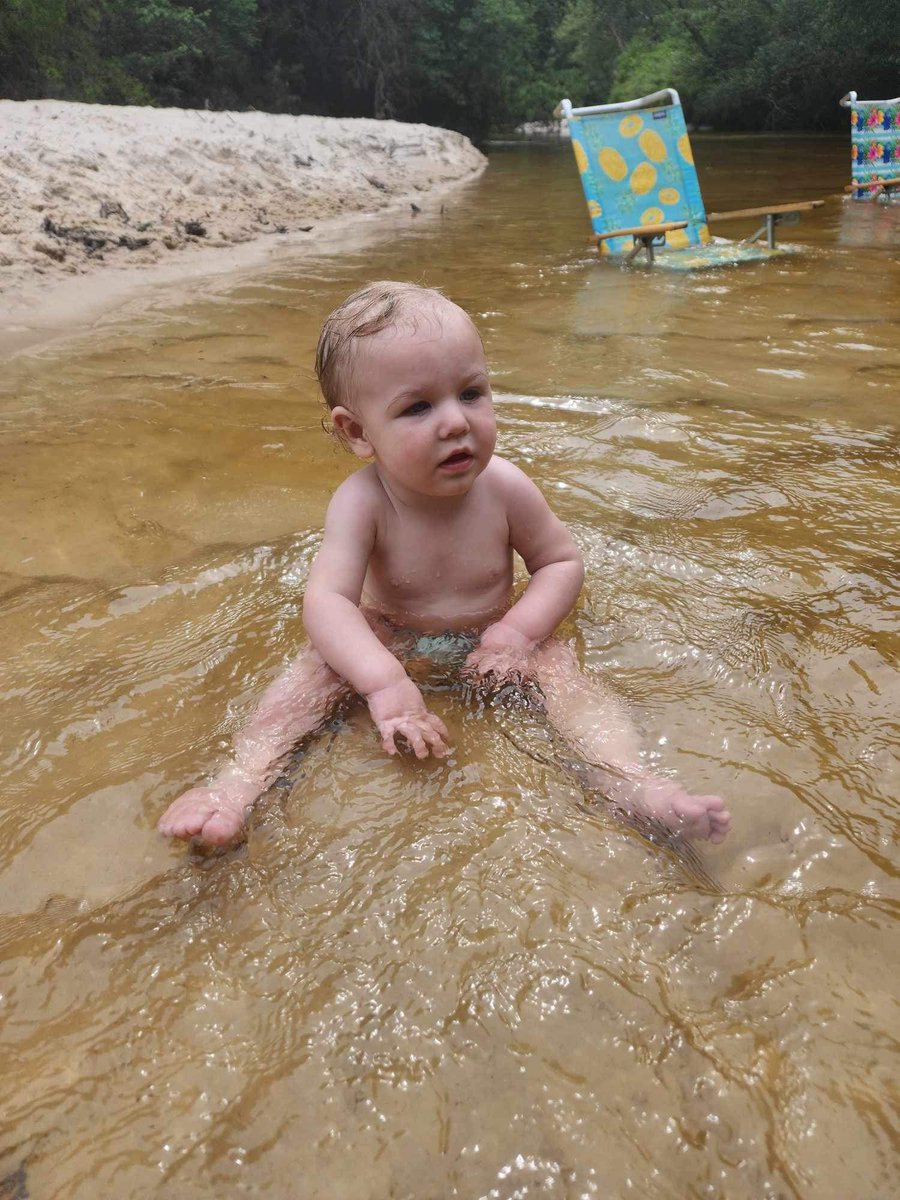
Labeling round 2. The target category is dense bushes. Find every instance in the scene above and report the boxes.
[1,0,897,136]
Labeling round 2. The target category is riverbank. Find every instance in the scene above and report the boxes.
[0,100,486,354]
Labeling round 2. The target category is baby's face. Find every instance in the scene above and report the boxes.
[339,302,497,501]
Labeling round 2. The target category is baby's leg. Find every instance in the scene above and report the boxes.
[160,613,412,845]
[532,640,731,843]
[159,644,351,845]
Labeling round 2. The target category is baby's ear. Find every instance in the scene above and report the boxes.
[331,406,374,460]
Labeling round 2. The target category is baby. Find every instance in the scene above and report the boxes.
[159,281,731,847]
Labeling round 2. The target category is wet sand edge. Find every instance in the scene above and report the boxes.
[0,170,485,361]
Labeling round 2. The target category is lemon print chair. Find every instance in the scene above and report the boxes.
[840,91,900,200]
[561,90,824,269]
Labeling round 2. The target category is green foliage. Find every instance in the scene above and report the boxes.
[1,0,895,133]
[409,0,538,135]
[609,33,702,107]
[555,0,637,106]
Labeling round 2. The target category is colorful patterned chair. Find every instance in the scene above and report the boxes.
[560,90,824,269]
[840,91,900,200]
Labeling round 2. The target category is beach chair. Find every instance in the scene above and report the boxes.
[840,91,900,200]
[560,90,824,269]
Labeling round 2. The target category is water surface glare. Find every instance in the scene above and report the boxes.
[1,139,898,1199]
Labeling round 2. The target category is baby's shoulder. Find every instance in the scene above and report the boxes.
[326,465,383,525]
[481,456,558,536]
[330,464,381,502]
[482,454,544,501]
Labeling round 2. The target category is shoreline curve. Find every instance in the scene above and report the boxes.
[0,100,487,356]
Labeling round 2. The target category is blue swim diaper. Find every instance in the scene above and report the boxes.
[409,631,476,666]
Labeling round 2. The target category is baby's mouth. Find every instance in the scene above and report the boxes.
[439,449,473,469]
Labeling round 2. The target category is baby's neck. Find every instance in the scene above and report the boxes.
[374,466,475,514]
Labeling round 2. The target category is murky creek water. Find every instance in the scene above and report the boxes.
[1,137,898,1198]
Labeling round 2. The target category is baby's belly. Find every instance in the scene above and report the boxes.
[361,577,514,634]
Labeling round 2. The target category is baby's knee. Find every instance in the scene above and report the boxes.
[533,637,580,678]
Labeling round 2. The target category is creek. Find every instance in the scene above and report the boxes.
[1,136,897,1199]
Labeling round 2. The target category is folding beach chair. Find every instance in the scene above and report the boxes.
[840,91,900,200]
[560,90,824,269]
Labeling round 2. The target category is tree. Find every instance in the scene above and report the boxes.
[2,0,895,133]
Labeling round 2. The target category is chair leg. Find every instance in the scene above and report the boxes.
[742,214,779,248]
[626,234,656,264]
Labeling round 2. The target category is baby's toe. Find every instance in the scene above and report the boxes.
[688,811,714,840]
[202,810,243,845]
[159,808,196,840]
[706,806,732,843]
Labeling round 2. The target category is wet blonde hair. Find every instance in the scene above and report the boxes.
[315,280,463,412]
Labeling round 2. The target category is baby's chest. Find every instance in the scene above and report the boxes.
[373,514,511,591]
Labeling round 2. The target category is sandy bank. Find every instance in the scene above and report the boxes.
[0,100,486,353]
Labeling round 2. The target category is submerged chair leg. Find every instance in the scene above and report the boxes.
[625,236,655,264]
[628,231,672,264]
[594,220,688,266]
[741,211,800,248]
[743,216,775,246]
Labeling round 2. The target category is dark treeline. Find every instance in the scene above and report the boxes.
[1,1,897,138]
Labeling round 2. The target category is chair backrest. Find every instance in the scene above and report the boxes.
[561,90,711,256]
[841,92,900,192]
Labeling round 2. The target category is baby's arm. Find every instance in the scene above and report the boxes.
[468,461,583,676]
[303,476,449,759]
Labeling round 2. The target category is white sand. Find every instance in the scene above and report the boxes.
[0,100,486,351]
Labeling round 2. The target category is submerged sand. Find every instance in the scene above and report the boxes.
[0,100,486,349]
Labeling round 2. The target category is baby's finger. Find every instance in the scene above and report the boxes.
[380,729,399,755]
[399,722,430,759]
[427,713,450,741]
[422,724,450,757]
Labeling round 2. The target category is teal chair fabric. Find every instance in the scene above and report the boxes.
[844,93,900,198]
[562,91,783,269]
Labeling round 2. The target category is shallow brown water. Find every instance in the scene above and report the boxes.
[1,137,898,1199]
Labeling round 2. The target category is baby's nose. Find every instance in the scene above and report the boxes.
[439,399,470,435]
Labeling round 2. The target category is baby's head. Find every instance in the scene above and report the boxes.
[314,281,495,493]
[315,280,478,415]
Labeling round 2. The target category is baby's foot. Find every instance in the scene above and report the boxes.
[628,776,731,843]
[582,766,731,843]
[158,778,258,846]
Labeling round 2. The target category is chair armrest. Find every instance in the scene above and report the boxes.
[844,176,900,192]
[707,200,824,221]
[594,220,688,242]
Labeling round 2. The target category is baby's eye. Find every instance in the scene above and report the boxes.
[401,400,430,416]
[460,387,483,403]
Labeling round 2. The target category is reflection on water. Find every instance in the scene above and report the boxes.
[1,138,898,1198]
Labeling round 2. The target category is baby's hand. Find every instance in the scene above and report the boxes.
[365,677,450,759]
[464,643,535,685]
[158,774,260,845]
[463,623,538,687]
